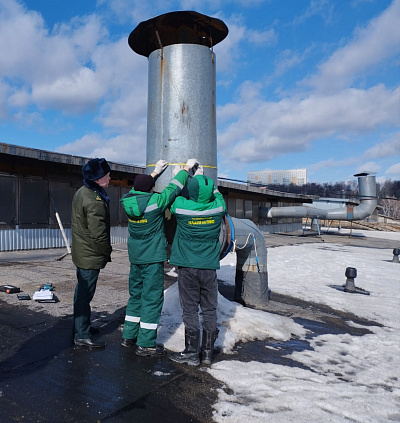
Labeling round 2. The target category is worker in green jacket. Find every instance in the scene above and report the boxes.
[120,158,199,357]
[72,158,112,348]
[168,169,226,366]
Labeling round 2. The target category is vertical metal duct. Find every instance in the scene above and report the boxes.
[146,44,217,189]
[230,217,270,307]
[128,11,228,191]
[128,12,270,308]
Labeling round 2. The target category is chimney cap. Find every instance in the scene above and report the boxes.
[128,10,229,57]
[354,171,376,177]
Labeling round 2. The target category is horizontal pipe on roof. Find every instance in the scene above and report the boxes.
[261,174,377,222]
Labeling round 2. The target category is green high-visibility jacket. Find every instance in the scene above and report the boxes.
[169,175,226,270]
[121,170,189,264]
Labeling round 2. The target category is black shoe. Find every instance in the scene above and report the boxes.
[90,327,100,335]
[168,328,201,366]
[135,345,165,357]
[201,329,218,365]
[168,350,200,366]
[121,338,136,348]
[201,349,213,365]
[74,338,106,348]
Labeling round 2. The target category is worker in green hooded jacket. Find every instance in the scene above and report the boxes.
[168,168,226,366]
[120,158,199,357]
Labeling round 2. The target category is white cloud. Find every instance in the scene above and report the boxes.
[385,162,400,177]
[0,1,48,79]
[98,91,148,131]
[213,17,246,73]
[216,16,276,74]
[178,0,265,11]
[356,161,381,174]
[292,0,334,26]
[57,133,106,157]
[53,15,108,64]
[0,0,148,128]
[307,157,359,173]
[350,0,375,6]
[90,38,149,131]
[308,0,400,92]
[0,81,9,119]
[0,3,106,83]
[1,0,398,184]
[8,89,30,109]
[363,133,400,159]
[274,48,309,76]
[32,67,106,114]
[0,0,111,118]
[247,28,276,45]
[214,1,400,179]
[56,131,148,166]
[87,132,146,164]
[96,0,169,24]
[217,84,400,163]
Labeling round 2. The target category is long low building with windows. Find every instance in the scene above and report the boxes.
[0,143,314,251]
[248,168,307,186]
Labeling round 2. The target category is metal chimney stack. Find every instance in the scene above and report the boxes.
[128,11,229,191]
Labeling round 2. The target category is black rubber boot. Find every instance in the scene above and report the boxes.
[168,329,200,366]
[201,329,219,365]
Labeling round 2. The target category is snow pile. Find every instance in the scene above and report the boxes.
[158,230,400,422]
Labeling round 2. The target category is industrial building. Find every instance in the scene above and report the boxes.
[0,142,314,251]
[248,169,307,186]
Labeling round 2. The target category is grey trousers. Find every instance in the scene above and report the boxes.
[177,267,218,333]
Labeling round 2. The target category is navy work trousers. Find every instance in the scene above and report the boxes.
[74,268,100,339]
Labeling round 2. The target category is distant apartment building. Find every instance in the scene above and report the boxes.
[248,169,307,186]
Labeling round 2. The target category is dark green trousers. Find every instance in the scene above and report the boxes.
[122,262,164,347]
[74,268,100,339]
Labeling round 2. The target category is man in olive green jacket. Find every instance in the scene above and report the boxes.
[120,158,198,357]
[72,158,112,348]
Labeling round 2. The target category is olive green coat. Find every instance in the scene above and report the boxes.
[71,186,112,269]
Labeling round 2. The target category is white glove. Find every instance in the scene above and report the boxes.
[154,159,168,175]
[172,164,184,176]
[194,165,204,176]
[186,158,199,169]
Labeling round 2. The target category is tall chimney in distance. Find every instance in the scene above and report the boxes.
[128,11,229,191]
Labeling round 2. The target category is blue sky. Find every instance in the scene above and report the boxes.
[0,0,399,184]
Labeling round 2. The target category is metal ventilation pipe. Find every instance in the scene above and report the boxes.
[128,11,228,191]
[230,217,269,307]
[344,267,357,292]
[129,12,269,308]
[219,215,269,307]
[342,266,370,295]
[261,172,377,222]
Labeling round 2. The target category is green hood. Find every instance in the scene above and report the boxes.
[120,191,152,218]
[186,176,215,203]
